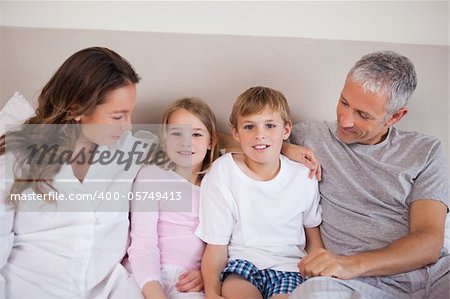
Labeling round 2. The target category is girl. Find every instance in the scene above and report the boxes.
[0,47,148,298]
[127,98,220,299]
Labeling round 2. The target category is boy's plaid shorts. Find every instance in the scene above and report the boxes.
[221,259,304,299]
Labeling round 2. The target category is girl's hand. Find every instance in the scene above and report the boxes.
[142,281,168,299]
[175,269,204,292]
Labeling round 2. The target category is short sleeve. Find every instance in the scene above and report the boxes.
[195,166,236,245]
[410,140,449,207]
[303,178,322,228]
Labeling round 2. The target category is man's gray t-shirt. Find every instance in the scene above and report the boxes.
[290,121,449,256]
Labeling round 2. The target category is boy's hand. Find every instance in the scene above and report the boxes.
[175,269,203,292]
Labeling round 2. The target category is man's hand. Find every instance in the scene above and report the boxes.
[282,143,322,181]
[298,248,361,280]
[299,148,322,180]
[299,200,447,280]
[176,269,203,292]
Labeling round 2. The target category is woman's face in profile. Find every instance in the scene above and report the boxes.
[77,84,137,146]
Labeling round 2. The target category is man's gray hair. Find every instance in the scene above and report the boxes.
[348,51,417,115]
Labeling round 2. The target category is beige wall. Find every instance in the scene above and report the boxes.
[1,1,448,46]
[0,27,448,156]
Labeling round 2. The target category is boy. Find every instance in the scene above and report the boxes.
[195,86,323,299]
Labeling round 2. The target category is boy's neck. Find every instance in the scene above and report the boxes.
[233,153,281,181]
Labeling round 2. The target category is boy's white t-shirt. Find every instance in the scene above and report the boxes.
[195,153,321,272]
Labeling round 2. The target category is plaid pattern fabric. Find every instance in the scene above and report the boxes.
[221,259,304,299]
[289,253,450,299]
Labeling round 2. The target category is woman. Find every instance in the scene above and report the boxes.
[0,47,148,298]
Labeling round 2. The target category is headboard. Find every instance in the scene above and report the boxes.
[1,26,448,155]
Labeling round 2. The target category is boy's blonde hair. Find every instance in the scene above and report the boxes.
[230,86,291,129]
[160,97,220,181]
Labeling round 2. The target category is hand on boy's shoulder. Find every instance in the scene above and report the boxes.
[281,143,322,181]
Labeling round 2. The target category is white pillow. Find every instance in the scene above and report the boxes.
[0,92,35,135]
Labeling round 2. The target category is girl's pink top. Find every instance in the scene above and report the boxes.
[127,166,205,288]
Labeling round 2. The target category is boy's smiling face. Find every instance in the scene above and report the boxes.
[232,107,291,168]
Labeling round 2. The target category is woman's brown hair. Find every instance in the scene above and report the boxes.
[1,47,140,201]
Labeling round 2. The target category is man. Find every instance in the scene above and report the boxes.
[286,51,449,298]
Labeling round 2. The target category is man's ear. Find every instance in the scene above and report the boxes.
[385,108,408,127]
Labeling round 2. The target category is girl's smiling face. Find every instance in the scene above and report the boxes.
[166,108,211,174]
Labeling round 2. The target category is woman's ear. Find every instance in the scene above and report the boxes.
[69,104,82,122]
